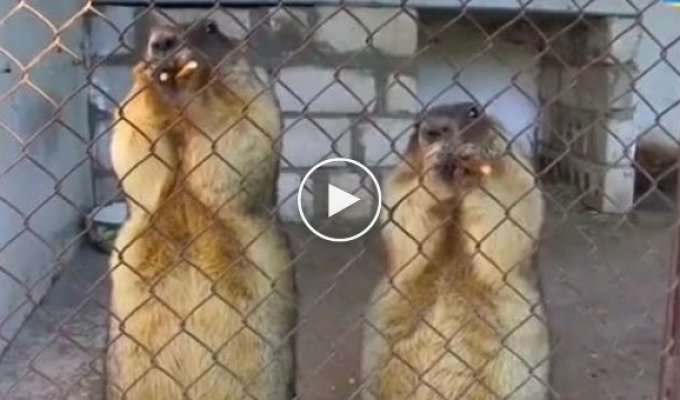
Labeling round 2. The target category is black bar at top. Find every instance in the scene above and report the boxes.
[92,0,415,7]
[93,1,316,7]
[92,0,639,18]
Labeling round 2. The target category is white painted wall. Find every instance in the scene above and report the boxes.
[0,0,91,355]
[416,21,540,159]
[633,2,680,152]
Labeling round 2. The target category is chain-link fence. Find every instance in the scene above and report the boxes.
[0,0,679,399]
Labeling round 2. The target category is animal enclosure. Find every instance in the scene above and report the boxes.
[0,0,680,399]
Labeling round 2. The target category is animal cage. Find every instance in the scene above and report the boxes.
[0,0,680,399]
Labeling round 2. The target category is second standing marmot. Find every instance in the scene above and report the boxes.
[361,102,551,400]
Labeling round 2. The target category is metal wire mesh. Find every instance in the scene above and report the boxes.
[0,0,679,399]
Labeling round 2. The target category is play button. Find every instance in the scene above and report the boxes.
[327,184,360,218]
[298,158,382,242]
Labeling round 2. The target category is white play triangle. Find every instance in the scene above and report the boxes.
[327,184,361,218]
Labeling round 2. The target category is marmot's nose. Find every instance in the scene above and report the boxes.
[148,31,178,55]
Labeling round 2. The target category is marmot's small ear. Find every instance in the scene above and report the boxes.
[145,10,164,28]
[406,130,420,154]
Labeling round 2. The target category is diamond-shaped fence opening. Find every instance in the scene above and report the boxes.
[0,0,679,399]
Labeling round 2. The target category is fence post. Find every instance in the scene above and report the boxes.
[659,177,680,399]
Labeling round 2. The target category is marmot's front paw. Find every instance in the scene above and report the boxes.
[132,62,155,84]
[453,143,493,178]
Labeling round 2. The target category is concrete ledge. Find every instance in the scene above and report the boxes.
[93,0,640,18]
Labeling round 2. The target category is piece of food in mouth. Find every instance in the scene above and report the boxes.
[176,60,199,79]
[157,60,198,83]
[479,164,492,175]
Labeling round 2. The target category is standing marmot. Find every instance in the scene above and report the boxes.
[106,19,296,400]
[361,103,551,400]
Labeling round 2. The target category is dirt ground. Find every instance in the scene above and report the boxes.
[0,188,676,400]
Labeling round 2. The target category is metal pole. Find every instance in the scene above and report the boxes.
[659,169,680,399]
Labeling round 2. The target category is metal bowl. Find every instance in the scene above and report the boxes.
[86,201,127,254]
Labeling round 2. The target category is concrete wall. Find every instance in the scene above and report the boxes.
[416,14,540,159]
[633,2,680,152]
[0,0,92,355]
[416,4,680,212]
[88,5,554,223]
[88,2,680,222]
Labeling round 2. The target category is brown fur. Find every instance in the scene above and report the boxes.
[361,103,551,400]
[106,20,295,400]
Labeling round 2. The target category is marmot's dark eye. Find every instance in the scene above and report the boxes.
[468,106,480,119]
[205,21,218,34]
[425,129,442,140]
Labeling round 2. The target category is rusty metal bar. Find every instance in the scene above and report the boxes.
[659,170,680,400]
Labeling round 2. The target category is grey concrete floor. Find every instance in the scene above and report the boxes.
[0,190,676,399]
